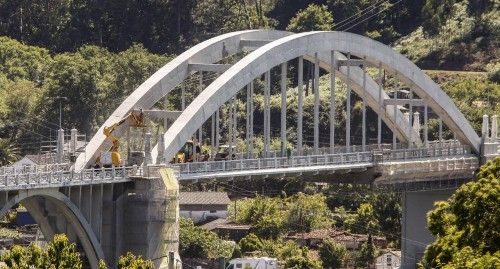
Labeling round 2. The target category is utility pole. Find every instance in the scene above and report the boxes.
[54,96,68,129]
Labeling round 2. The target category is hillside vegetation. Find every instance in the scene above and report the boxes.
[0,0,498,161]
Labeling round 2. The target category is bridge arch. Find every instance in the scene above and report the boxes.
[78,29,425,170]
[161,31,480,160]
[74,30,290,171]
[0,189,104,269]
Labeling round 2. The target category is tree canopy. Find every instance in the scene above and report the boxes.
[420,157,500,268]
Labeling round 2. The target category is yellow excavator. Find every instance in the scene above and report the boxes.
[96,110,147,167]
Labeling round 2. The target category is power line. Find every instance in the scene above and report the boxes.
[340,0,402,32]
[333,0,390,30]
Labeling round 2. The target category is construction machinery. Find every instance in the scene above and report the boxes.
[96,110,147,167]
[171,140,209,163]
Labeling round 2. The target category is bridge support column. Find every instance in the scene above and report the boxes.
[280,62,287,157]
[345,53,351,152]
[297,56,304,155]
[329,51,336,154]
[119,170,180,269]
[401,189,454,269]
[314,53,320,154]
[264,71,271,157]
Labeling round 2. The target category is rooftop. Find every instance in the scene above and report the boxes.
[179,192,231,206]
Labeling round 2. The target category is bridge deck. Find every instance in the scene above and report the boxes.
[0,145,476,190]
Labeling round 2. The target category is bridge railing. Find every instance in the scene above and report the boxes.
[177,145,471,175]
[0,165,167,190]
[376,145,471,161]
[0,163,72,176]
[178,151,371,174]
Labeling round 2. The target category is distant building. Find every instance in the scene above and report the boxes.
[200,218,252,242]
[375,250,401,269]
[179,192,231,224]
[284,228,387,250]
[12,154,53,169]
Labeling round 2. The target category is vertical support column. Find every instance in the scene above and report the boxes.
[314,53,320,154]
[297,56,304,155]
[280,62,287,157]
[249,81,254,157]
[330,51,336,154]
[424,104,429,147]
[70,128,77,155]
[228,97,234,159]
[144,132,152,165]
[393,75,399,150]
[211,114,215,160]
[413,112,421,144]
[409,88,414,149]
[157,132,165,164]
[491,115,498,142]
[377,62,383,148]
[181,82,186,110]
[232,97,237,158]
[481,114,489,142]
[216,109,220,148]
[198,72,203,151]
[361,60,367,151]
[57,128,65,163]
[439,118,443,143]
[264,71,271,157]
[246,83,251,156]
[346,53,352,152]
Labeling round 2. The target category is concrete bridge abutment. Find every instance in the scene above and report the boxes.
[0,168,180,269]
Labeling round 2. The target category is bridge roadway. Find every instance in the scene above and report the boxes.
[0,144,479,190]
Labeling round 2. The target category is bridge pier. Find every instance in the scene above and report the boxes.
[0,167,180,269]
[401,189,455,268]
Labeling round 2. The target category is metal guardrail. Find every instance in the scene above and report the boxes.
[0,144,472,189]
[0,165,165,190]
[176,145,471,175]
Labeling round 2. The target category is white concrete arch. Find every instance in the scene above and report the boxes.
[74,30,291,171]
[0,189,104,269]
[162,31,480,160]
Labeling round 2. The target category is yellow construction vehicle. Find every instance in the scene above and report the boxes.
[96,110,147,167]
[172,140,207,163]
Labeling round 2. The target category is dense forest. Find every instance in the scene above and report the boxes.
[0,0,498,161]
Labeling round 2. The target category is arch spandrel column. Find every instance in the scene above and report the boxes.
[161,31,480,160]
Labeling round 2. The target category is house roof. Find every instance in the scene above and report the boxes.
[285,228,386,243]
[179,192,231,206]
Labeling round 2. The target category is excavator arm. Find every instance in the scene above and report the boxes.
[97,110,146,167]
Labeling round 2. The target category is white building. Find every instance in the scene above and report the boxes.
[179,192,231,224]
[375,250,401,269]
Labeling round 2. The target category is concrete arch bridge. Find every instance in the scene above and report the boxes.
[1,30,499,269]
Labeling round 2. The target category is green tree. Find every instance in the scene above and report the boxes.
[356,234,378,268]
[345,203,380,235]
[0,234,81,268]
[179,218,233,259]
[371,192,401,245]
[284,247,322,269]
[239,233,263,254]
[117,252,154,269]
[319,238,347,269]
[286,4,334,32]
[45,234,82,268]
[0,139,19,166]
[421,0,456,36]
[286,193,333,233]
[420,157,500,268]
